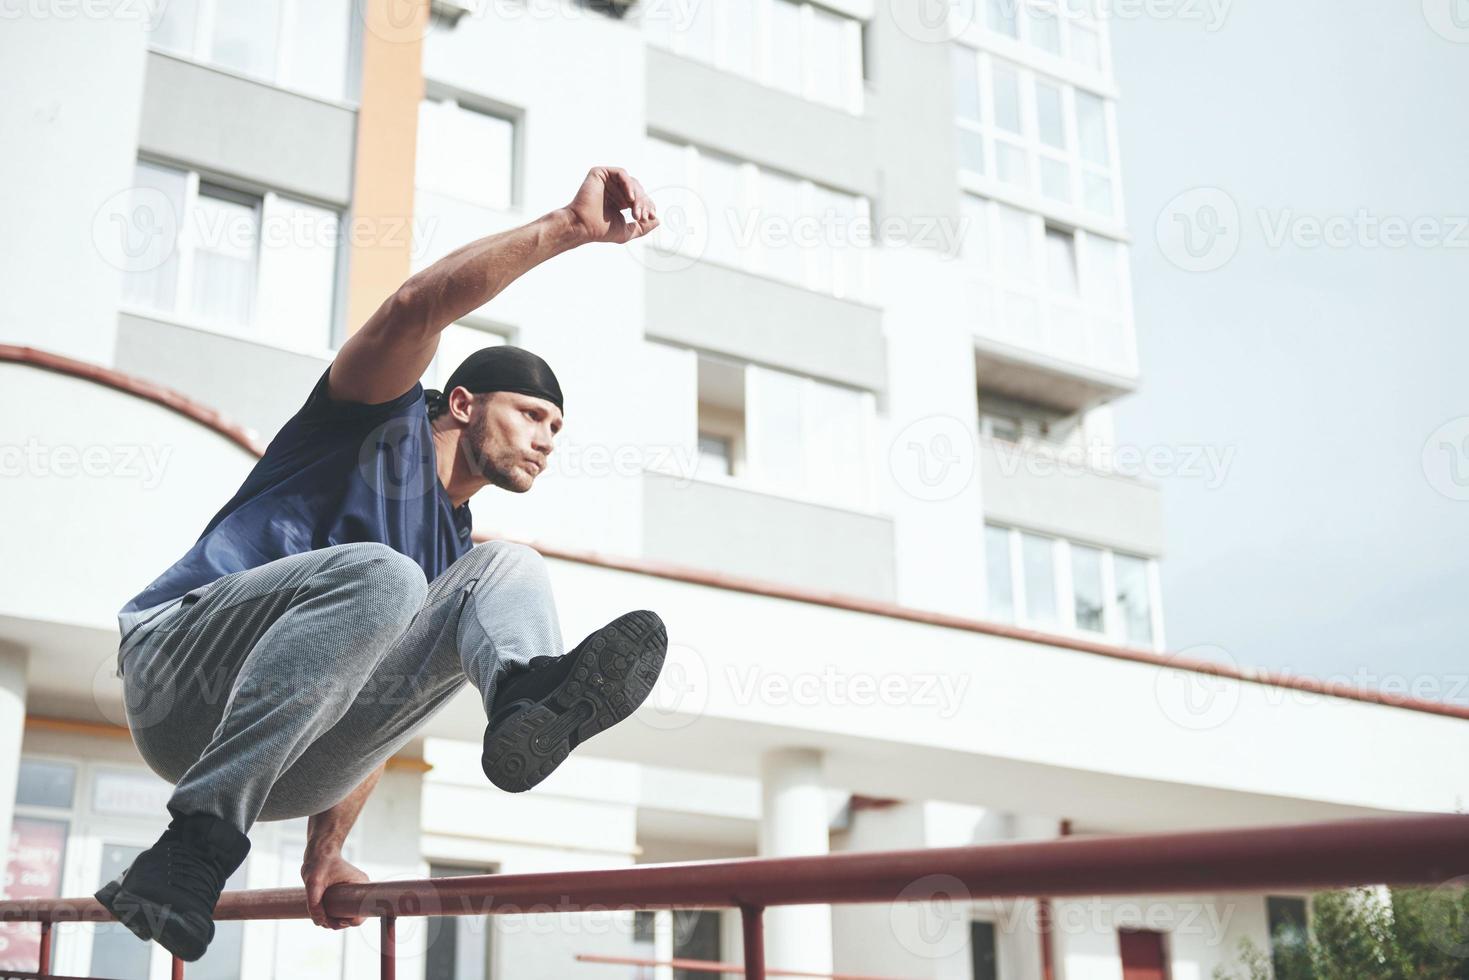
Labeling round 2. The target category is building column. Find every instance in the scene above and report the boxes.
[0,644,29,872]
[758,748,833,974]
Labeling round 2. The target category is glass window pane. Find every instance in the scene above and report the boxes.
[971,920,1000,980]
[283,0,350,101]
[1026,1,1062,53]
[257,196,339,350]
[1071,23,1102,68]
[1040,157,1072,201]
[1115,554,1154,646]
[745,366,806,494]
[959,195,990,267]
[1021,533,1059,624]
[684,0,717,62]
[808,6,852,108]
[758,169,805,285]
[1045,227,1078,295]
[992,63,1022,133]
[426,864,493,980]
[987,0,1019,37]
[0,817,68,973]
[1035,81,1066,148]
[148,0,198,56]
[92,844,152,980]
[1071,545,1105,632]
[120,161,187,315]
[998,204,1034,281]
[996,141,1029,186]
[952,45,982,124]
[1083,235,1124,312]
[210,0,281,80]
[801,379,867,508]
[723,0,757,77]
[700,153,744,268]
[15,760,76,809]
[696,433,733,478]
[429,324,506,390]
[1076,92,1109,165]
[770,0,803,94]
[190,863,248,980]
[1084,172,1114,215]
[190,187,258,331]
[958,128,987,175]
[417,100,515,210]
[985,526,1014,621]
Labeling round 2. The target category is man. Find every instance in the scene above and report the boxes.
[97,167,666,961]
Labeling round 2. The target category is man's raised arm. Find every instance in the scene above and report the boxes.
[328,166,659,405]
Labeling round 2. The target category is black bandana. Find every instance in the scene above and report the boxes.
[425,345,564,420]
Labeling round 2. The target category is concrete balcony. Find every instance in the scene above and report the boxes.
[979,437,1164,556]
[641,471,896,603]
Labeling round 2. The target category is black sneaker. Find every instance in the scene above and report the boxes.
[94,810,250,962]
[482,609,667,792]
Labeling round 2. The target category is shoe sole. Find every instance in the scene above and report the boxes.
[95,877,210,962]
[482,610,667,793]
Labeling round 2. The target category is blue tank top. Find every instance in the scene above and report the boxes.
[118,367,474,648]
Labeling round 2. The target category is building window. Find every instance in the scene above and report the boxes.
[417,94,518,211]
[951,45,1118,218]
[425,863,495,980]
[0,760,74,974]
[642,0,864,113]
[980,0,1107,71]
[977,392,1086,450]
[957,192,1132,374]
[687,352,875,512]
[146,0,354,103]
[119,159,343,352]
[632,909,723,980]
[984,525,1162,647]
[970,919,1000,980]
[642,137,872,302]
[1266,896,1309,977]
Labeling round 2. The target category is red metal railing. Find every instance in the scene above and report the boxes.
[3,813,1467,979]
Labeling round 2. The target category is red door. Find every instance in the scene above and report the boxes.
[1118,928,1168,980]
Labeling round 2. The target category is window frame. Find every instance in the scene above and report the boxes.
[415,88,523,213]
[984,523,1165,649]
[643,0,865,115]
[119,157,346,357]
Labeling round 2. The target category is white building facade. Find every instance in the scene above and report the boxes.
[1,2,1466,978]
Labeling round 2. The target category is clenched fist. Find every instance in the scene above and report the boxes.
[563,167,660,245]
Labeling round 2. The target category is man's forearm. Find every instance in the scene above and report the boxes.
[305,763,383,859]
[397,208,587,338]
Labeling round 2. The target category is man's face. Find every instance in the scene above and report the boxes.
[462,390,562,492]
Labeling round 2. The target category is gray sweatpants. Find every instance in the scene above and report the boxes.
[119,540,564,832]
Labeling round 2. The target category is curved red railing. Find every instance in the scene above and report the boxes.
[2,813,1467,979]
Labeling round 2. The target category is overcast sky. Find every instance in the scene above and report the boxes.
[1107,1,1469,704]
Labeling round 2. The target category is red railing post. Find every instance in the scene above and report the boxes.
[740,904,765,980]
[172,955,185,979]
[381,915,396,980]
[36,921,51,977]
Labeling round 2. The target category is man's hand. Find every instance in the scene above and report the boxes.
[301,850,370,930]
[564,167,660,245]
